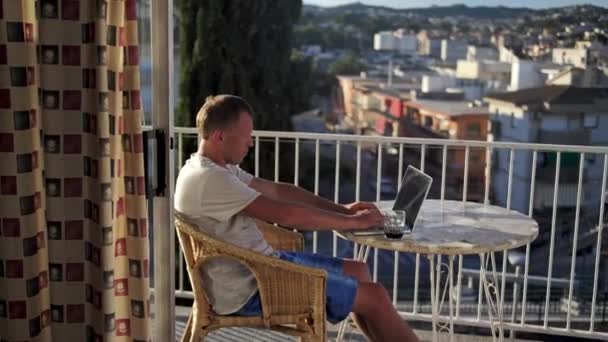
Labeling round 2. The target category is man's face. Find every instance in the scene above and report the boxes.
[222,112,253,165]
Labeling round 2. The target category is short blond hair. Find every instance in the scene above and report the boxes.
[195,95,253,139]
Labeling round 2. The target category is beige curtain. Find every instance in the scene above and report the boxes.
[0,0,150,340]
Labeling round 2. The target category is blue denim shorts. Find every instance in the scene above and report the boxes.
[234,251,358,324]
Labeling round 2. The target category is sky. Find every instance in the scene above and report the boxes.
[303,0,608,9]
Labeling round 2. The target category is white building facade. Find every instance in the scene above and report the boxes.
[485,86,608,216]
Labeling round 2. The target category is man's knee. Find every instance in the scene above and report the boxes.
[344,260,371,282]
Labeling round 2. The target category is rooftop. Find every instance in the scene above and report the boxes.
[407,99,490,117]
[485,85,608,108]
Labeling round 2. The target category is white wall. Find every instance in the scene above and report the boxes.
[489,102,608,215]
[441,39,467,61]
[467,46,498,61]
[499,47,517,63]
[395,34,417,54]
[421,74,456,92]
[374,31,417,54]
[374,32,394,51]
[510,60,545,91]
[553,47,588,68]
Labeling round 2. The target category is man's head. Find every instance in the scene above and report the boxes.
[196,95,254,165]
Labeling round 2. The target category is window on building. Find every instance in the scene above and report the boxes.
[470,151,481,163]
[510,113,519,128]
[491,121,501,136]
[584,113,598,129]
[568,115,582,130]
[467,123,481,136]
[424,116,433,127]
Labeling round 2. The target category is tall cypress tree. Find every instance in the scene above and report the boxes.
[175,0,308,180]
[176,0,303,132]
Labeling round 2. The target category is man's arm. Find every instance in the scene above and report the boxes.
[242,194,382,231]
[250,177,372,215]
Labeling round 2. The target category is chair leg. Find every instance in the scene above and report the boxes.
[181,313,193,342]
[189,312,202,342]
[298,333,323,342]
[297,321,324,342]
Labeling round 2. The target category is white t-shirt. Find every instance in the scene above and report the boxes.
[174,154,273,314]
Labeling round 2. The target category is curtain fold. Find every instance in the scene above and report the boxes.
[0,0,150,340]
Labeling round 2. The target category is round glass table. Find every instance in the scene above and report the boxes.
[336,199,539,342]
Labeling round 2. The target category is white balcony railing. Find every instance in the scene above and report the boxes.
[168,127,608,340]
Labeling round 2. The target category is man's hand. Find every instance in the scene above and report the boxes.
[350,208,384,229]
[344,201,379,214]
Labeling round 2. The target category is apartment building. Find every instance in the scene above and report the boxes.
[403,99,489,200]
[441,39,468,62]
[485,86,608,215]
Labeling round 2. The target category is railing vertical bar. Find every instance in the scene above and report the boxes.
[590,153,608,332]
[294,137,299,186]
[544,151,561,327]
[507,149,514,210]
[177,131,184,291]
[394,143,403,306]
[480,146,490,319]
[510,265,521,340]
[421,144,426,172]
[484,147,492,206]
[413,144,424,314]
[333,141,341,258]
[355,141,361,259]
[441,145,447,201]
[436,254,442,318]
[566,153,585,330]
[398,143,404,188]
[457,146,470,319]
[477,254,484,321]
[521,150,537,325]
[463,146,470,203]
[392,250,399,306]
[313,139,320,254]
[274,137,279,182]
[501,149,515,317]
[373,143,382,282]
[177,132,183,167]
[255,136,260,177]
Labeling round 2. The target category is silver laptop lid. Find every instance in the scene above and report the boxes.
[392,165,433,230]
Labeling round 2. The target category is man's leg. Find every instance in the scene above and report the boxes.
[344,260,419,342]
[342,260,376,340]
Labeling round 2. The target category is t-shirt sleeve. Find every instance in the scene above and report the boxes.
[232,165,254,185]
[201,169,260,222]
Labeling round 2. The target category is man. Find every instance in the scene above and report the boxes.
[174,95,419,342]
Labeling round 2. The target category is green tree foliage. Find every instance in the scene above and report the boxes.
[328,54,366,76]
[176,0,310,180]
[175,0,305,131]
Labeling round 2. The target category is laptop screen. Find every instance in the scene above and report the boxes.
[392,166,433,229]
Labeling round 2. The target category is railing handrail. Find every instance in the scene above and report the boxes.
[171,126,608,154]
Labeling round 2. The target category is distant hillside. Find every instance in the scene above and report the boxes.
[303,2,608,20]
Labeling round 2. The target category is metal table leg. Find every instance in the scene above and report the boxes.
[479,252,505,342]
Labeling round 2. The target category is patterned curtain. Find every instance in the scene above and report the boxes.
[0,0,150,341]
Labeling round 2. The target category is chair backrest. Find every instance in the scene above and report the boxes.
[175,218,228,325]
[175,218,267,322]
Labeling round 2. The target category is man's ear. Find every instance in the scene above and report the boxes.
[209,130,223,142]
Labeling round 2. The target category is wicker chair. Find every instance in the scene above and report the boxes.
[175,218,328,341]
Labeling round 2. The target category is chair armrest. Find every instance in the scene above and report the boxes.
[256,219,304,252]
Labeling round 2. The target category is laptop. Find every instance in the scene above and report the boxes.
[353,165,433,235]
[392,165,433,231]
